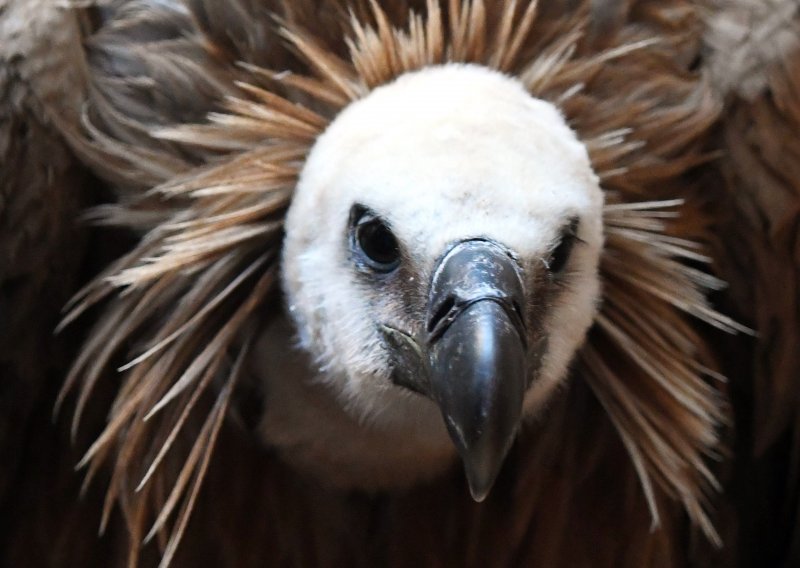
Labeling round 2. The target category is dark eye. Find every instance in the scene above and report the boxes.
[547,218,580,274]
[351,206,401,273]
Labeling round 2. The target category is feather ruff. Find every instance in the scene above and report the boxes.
[58,0,745,564]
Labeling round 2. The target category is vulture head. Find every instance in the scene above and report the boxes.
[274,65,603,499]
[60,0,747,562]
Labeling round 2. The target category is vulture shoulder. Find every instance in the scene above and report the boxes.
[0,0,96,563]
[705,1,800,565]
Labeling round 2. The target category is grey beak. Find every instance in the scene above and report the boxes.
[427,240,528,501]
[381,239,529,501]
[428,240,526,501]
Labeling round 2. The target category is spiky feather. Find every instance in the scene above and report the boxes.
[56,0,747,564]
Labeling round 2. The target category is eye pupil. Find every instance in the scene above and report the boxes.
[358,221,399,267]
[352,206,401,272]
[548,218,580,274]
[548,236,574,273]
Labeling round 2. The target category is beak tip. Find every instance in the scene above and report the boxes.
[462,454,502,503]
[468,484,491,503]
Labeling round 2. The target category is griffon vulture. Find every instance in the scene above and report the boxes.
[1,0,799,566]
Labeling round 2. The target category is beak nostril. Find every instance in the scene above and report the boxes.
[512,300,523,319]
[511,300,527,333]
[428,296,457,334]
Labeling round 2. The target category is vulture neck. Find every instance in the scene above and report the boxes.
[249,312,457,490]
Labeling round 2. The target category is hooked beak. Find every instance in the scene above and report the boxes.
[383,239,528,501]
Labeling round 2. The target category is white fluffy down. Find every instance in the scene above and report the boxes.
[267,64,603,483]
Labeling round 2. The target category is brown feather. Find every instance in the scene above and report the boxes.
[8,0,800,567]
[704,1,800,564]
[47,1,742,565]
